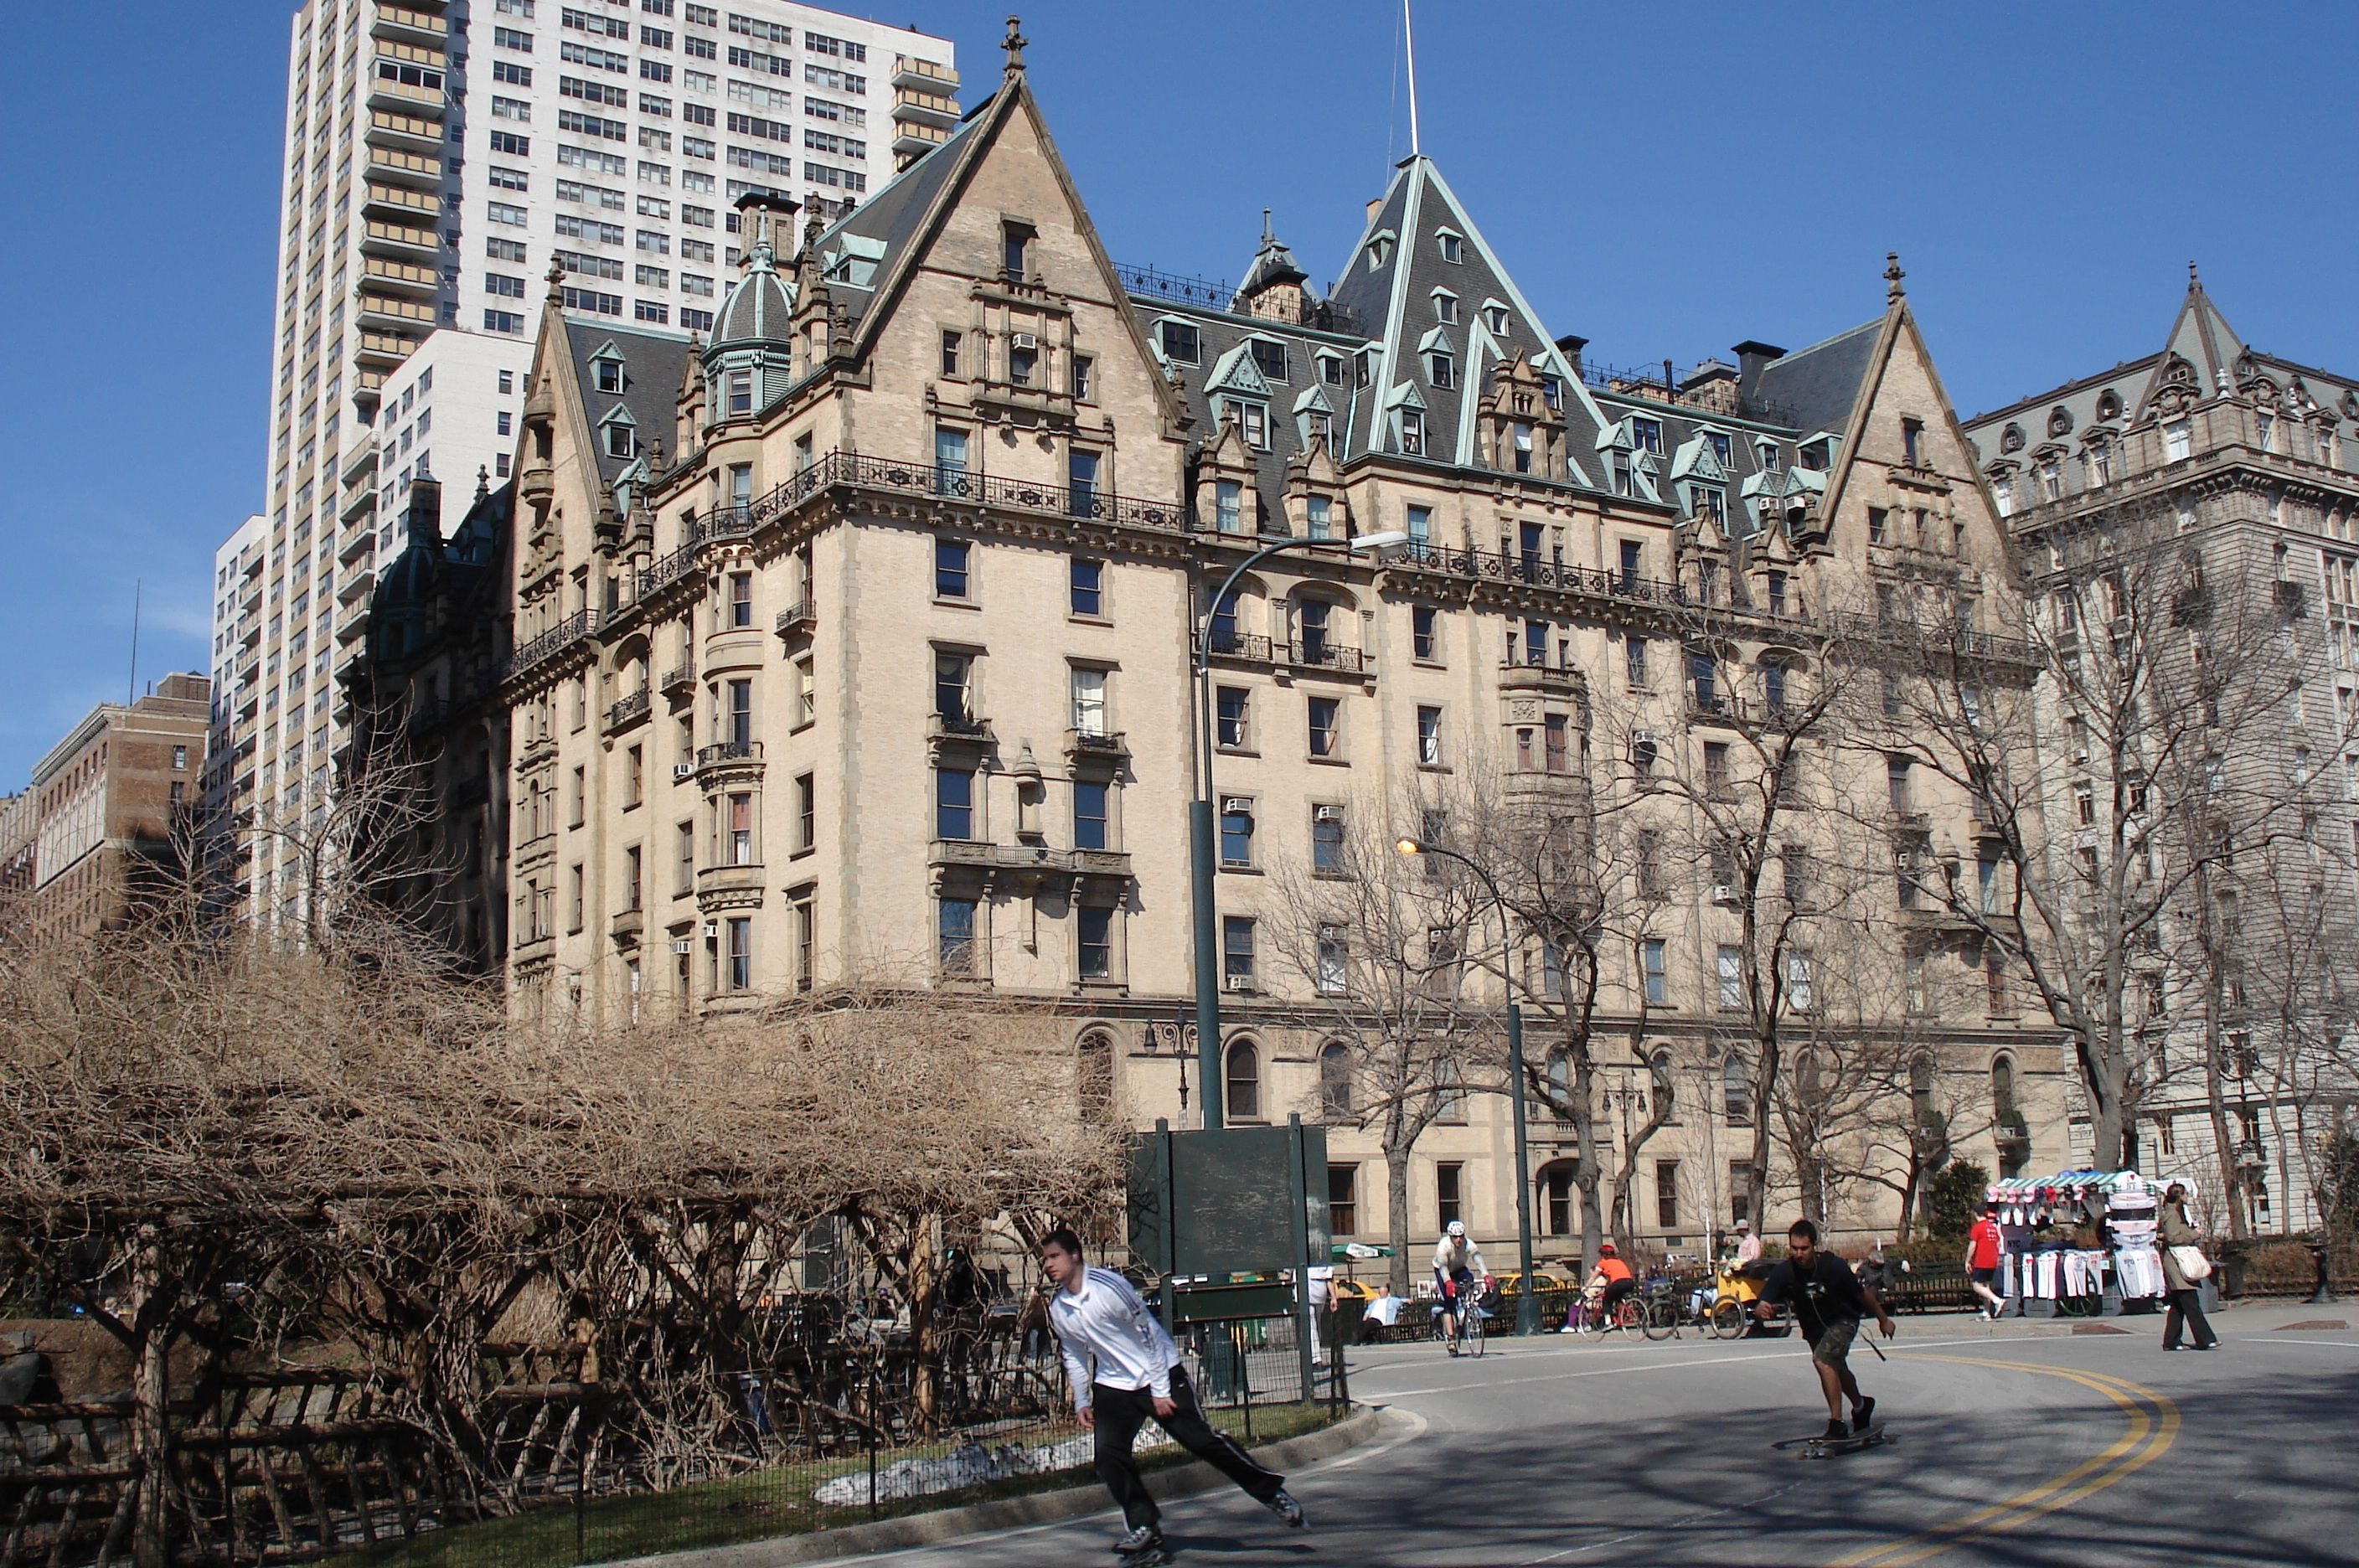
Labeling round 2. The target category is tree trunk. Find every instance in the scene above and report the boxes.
[1384,1136,1415,1297]
[2202,984,2247,1240]
[130,1230,172,1568]
[1569,1042,1604,1273]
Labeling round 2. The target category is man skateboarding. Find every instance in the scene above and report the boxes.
[1039,1230,1303,1564]
[1754,1220,1897,1443]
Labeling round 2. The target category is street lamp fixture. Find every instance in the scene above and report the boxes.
[1393,837,1542,1337]
[1188,529,1413,1134]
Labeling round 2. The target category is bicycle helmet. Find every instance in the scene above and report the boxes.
[1598,1242,1617,1256]
[1445,1220,1466,1237]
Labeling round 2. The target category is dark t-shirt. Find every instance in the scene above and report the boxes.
[1758,1254,1871,1340]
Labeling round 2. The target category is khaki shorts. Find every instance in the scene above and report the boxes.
[1810,1317,1858,1366]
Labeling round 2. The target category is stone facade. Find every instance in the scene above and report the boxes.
[1963,272,2359,1234]
[482,44,2067,1263]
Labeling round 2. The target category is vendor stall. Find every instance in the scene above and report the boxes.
[1985,1169,2181,1317]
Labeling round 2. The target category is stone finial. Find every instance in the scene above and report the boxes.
[1003,14,1026,77]
[1884,251,1905,303]
[545,256,568,302]
[2188,259,2202,289]
[476,465,492,500]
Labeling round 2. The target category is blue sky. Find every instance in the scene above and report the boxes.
[4,1,2356,787]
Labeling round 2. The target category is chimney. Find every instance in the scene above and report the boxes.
[1553,334,1587,378]
[1365,198,1382,223]
[405,473,444,549]
[1732,340,1786,384]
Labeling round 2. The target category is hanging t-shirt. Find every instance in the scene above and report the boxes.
[1968,1217,2002,1271]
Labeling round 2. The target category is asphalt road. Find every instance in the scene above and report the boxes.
[835,1299,2359,1567]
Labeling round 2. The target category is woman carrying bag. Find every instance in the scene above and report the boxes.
[2159,1183,2218,1352]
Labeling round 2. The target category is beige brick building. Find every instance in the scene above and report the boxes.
[491,40,2065,1266]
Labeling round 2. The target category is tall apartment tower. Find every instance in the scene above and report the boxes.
[209,0,955,922]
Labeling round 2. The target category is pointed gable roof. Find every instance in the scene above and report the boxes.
[1328,156,1603,478]
[2138,263,2247,409]
[1747,319,1882,439]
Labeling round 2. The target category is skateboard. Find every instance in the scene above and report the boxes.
[1800,1423,1894,1458]
[1114,1546,1174,1567]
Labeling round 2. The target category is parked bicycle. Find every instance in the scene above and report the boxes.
[1640,1277,1747,1339]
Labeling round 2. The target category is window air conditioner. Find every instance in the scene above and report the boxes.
[1711,885,1739,905]
[1632,729,1656,745]
[670,938,693,955]
[1223,974,1255,993]
[1010,332,1038,349]
[1222,797,1254,814]
[673,762,694,781]
[1313,805,1345,823]
[701,921,718,939]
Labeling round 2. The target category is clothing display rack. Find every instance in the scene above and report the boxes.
[1984,1169,2182,1316]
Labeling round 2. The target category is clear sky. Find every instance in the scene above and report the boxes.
[3,1,2356,788]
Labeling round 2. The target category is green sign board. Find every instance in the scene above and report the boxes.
[1125,1119,1329,1281]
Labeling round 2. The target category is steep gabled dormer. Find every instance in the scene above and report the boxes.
[1476,348,1568,480]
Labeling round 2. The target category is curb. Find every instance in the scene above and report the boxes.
[598,1403,1389,1568]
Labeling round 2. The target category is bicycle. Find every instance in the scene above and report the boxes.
[1430,1284,1490,1357]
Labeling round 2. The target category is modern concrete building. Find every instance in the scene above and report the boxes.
[482,36,2065,1260]
[1,676,211,946]
[213,0,956,923]
[1962,272,2359,1234]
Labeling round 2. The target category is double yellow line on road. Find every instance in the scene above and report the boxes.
[1825,1354,2179,1568]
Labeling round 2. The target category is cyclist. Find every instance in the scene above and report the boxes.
[1431,1221,1487,1354]
[1584,1243,1637,1328]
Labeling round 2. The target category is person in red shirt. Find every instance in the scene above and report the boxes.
[1587,1243,1638,1322]
[1964,1205,2005,1319]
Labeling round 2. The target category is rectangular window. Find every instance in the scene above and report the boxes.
[727,570,752,627]
[1400,410,1423,455]
[935,539,970,598]
[934,426,968,490]
[1159,320,1200,364]
[1223,915,1257,985]
[932,652,970,723]
[1624,636,1648,687]
[1436,1163,1463,1230]
[1073,781,1109,851]
[726,791,752,864]
[1329,1166,1358,1236]
[1067,449,1098,513]
[1887,755,1912,814]
[1308,696,1340,757]
[1071,355,1092,400]
[1545,713,1568,772]
[1216,687,1250,750]
[1417,705,1443,766]
[934,767,974,840]
[937,899,977,974]
[725,678,751,745]
[1640,938,1667,1005]
[795,771,815,851]
[1070,667,1107,735]
[1654,1161,1681,1229]
[1219,797,1254,866]
[1077,905,1112,980]
[1311,805,1346,873]
[1215,479,1242,533]
[939,329,961,376]
[1070,557,1103,617]
[1412,605,1438,660]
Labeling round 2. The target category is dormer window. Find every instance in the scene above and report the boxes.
[602,415,636,458]
[1629,417,1661,455]
[1001,221,1032,280]
[1483,305,1509,335]
[1432,291,1458,323]
[726,369,751,415]
[1539,374,1562,410]
[1696,488,1726,526]
[1318,354,1344,386]
[1159,320,1200,364]
[1437,230,1462,263]
[1707,432,1732,467]
[1512,422,1533,473]
[1400,410,1424,456]
[596,358,624,393]
[1365,233,1394,271]
[1758,441,1781,471]
[1902,417,1925,466]
[1427,351,1454,389]
[1249,339,1289,383]
[1227,400,1268,450]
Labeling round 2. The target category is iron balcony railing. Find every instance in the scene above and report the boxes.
[1194,630,1370,674]
[1390,539,1695,609]
[505,609,594,678]
[1830,611,2039,665]
[604,689,651,730]
[694,740,762,766]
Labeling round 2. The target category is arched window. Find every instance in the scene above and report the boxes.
[1910,1055,1936,1123]
[1077,1030,1114,1126]
[1722,1055,1752,1124]
[1318,1041,1354,1121]
[1649,1049,1675,1117]
[1536,1159,1579,1236]
[1991,1055,2018,1119]
[1225,1039,1261,1121]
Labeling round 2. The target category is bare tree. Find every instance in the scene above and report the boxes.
[1861,502,2325,1178]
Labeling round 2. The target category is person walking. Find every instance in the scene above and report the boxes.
[2158,1184,2219,1352]
[1038,1230,1303,1565]
[1964,1205,2006,1319]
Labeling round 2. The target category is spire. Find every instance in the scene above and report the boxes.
[1884,251,1905,304]
[1002,13,1026,80]
[2188,259,2202,291]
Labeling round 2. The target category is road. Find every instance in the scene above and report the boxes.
[835,1299,2359,1567]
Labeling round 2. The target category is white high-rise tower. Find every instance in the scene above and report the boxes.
[207,0,956,924]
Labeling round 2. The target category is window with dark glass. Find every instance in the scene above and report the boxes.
[1308,696,1339,756]
[1219,799,1254,865]
[1226,1037,1261,1117]
[1073,781,1108,850]
[1069,557,1102,616]
[934,767,973,839]
[1077,905,1112,979]
[934,538,970,597]
[1216,686,1249,749]
[1412,605,1438,659]
[937,897,976,972]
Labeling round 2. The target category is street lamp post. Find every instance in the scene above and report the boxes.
[1189,529,1408,1131]
[1396,837,1541,1337]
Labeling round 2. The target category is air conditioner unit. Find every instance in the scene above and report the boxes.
[1221,797,1255,814]
[1632,729,1656,745]
[1711,885,1740,905]
[1223,975,1255,993]
[1009,331,1037,349]
[701,921,718,939]
[673,763,694,781]
[1313,805,1345,823]
[670,938,693,956]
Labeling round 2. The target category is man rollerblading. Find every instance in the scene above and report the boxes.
[1040,1230,1303,1562]
[1754,1220,1896,1448]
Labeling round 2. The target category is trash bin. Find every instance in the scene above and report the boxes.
[2218,1252,2247,1299]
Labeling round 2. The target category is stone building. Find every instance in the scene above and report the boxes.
[486,33,2064,1260]
[1962,271,2359,1233]
[1,677,210,945]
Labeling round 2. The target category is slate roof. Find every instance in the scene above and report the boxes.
[1747,320,1882,443]
[562,321,691,487]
